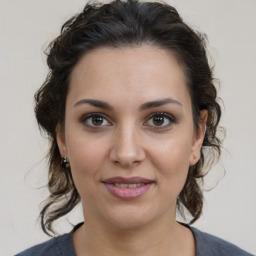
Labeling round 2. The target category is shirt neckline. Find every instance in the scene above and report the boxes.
[68,222,198,256]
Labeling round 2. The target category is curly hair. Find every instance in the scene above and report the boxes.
[35,0,223,236]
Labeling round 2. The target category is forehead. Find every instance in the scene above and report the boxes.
[69,46,191,108]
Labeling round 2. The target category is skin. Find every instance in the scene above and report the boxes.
[57,46,207,256]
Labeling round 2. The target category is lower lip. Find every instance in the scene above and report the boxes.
[103,183,153,199]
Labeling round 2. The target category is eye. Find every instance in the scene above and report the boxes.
[81,113,111,128]
[145,112,175,128]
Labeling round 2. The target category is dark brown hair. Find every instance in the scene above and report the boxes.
[35,0,223,236]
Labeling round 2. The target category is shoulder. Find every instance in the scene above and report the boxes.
[14,231,75,256]
[190,226,254,256]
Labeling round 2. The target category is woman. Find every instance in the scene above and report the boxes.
[16,0,253,255]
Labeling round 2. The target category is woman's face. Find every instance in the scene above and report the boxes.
[57,46,206,229]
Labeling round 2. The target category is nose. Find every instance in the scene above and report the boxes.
[109,126,146,168]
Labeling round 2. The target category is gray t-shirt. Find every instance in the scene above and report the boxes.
[15,223,254,256]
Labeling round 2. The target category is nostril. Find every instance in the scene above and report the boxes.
[109,131,146,166]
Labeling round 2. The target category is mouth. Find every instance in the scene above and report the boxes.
[102,176,154,199]
[113,183,146,188]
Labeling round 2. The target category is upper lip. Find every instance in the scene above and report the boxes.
[102,176,154,184]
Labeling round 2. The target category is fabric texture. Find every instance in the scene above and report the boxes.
[15,223,253,256]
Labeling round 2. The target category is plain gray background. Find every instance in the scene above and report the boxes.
[0,0,255,255]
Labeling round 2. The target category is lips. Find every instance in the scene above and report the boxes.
[103,176,153,184]
[102,176,154,199]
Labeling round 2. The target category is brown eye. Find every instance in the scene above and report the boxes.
[81,113,111,128]
[92,116,104,126]
[153,116,165,126]
[145,112,174,128]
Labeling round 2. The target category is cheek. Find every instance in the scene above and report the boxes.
[152,136,192,170]
[65,131,109,190]
[150,137,192,193]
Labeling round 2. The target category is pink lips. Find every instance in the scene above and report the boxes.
[102,176,154,200]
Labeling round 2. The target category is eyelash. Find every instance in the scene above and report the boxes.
[80,112,176,129]
[80,112,111,128]
[144,112,176,129]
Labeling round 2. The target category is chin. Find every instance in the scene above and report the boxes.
[108,215,152,230]
[99,204,163,230]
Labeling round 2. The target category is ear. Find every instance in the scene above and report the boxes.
[189,110,208,166]
[56,124,67,157]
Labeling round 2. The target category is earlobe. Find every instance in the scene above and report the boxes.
[56,124,67,156]
[190,110,208,165]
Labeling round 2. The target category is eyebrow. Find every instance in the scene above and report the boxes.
[74,97,182,110]
[139,98,182,110]
[74,99,113,110]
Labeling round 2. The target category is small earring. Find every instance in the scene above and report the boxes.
[193,157,197,165]
[61,156,70,169]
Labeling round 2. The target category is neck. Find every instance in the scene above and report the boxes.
[73,212,195,256]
